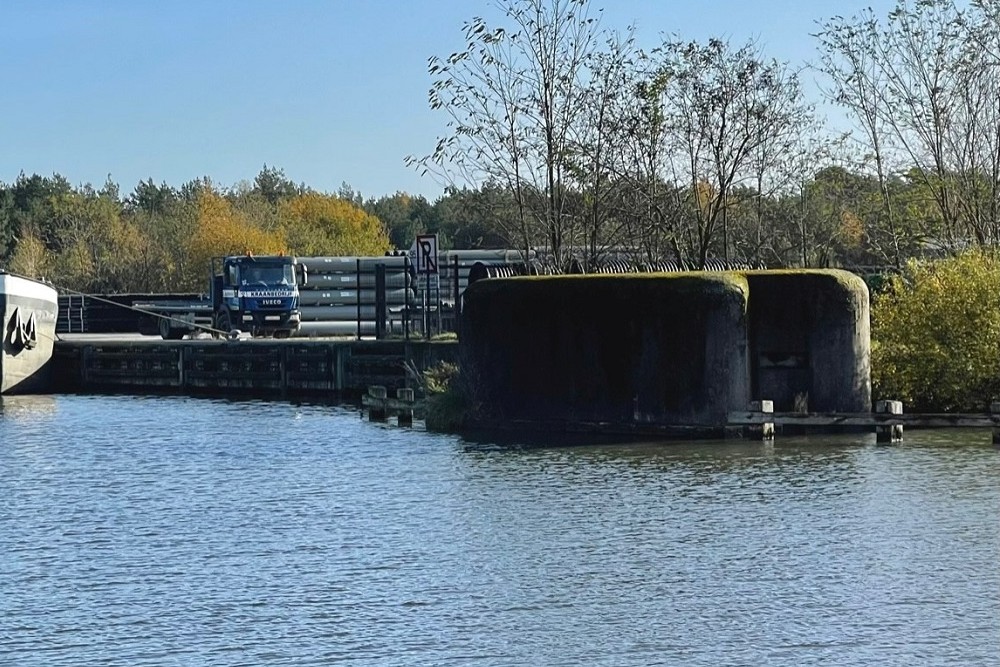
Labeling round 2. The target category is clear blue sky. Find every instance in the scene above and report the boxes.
[1,0,900,202]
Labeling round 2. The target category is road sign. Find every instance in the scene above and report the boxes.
[415,234,439,274]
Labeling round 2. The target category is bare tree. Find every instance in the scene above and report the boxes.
[567,29,640,270]
[608,54,686,265]
[408,0,601,268]
[817,0,982,258]
[651,38,815,267]
[952,0,1000,244]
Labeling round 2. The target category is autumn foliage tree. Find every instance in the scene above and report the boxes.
[186,189,287,286]
[278,193,389,257]
[872,250,1000,411]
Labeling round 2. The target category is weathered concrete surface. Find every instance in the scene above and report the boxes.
[461,273,750,427]
[461,269,871,431]
[746,271,870,413]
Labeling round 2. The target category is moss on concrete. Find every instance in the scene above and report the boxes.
[461,272,751,428]
[743,270,870,412]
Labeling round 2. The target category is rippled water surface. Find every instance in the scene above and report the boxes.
[1,394,998,666]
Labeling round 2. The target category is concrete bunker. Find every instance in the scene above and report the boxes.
[460,269,870,431]
[745,272,870,413]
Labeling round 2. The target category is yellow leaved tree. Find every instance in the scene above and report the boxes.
[46,190,151,293]
[7,230,53,281]
[872,250,1000,411]
[186,190,287,286]
[278,193,390,257]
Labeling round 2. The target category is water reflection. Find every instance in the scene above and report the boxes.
[0,395,996,667]
[0,394,58,422]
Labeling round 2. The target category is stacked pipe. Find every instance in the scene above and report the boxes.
[465,259,560,283]
[639,260,687,272]
[433,249,537,306]
[57,293,202,334]
[606,258,766,273]
[294,256,415,337]
[291,251,764,337]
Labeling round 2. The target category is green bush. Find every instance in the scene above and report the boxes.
[422,361,473,432]
[872,250,1000,411]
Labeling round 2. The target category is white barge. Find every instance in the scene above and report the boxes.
[1,270,58,394]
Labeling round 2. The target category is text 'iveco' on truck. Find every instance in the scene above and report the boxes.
[135,254,308,339]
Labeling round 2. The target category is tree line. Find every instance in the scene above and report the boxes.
[1,158,958,293]
[0,168,395,293]
[408,0,1000,271]
[5,0,1000,292]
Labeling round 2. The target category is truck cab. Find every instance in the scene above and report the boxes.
[212,254,307,338]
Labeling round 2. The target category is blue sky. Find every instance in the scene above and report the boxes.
[1,0,901,201]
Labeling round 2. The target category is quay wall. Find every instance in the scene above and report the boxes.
[52,338,458,397]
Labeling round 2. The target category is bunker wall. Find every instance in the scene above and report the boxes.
[461,274,750,427]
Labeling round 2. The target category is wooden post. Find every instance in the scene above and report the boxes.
[335,345,347,392]
[177,345,186,389]
[368,385,387,421]
[279,345,288,397]
[81,345,92,385]
[396,387,414,426]
[748,400,774,441]
[991,402,1000,445]
[875,400,903,443]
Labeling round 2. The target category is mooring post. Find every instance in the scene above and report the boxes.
[990,402,1000,445]
[748,400,774,441]
[396,387,414,426]
[368,385,388,421]
[875,400,903,443]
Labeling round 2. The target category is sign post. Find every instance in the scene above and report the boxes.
[415,234,438,275]
[414,234,439,337]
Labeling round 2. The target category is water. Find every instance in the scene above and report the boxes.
[1,394,997,666]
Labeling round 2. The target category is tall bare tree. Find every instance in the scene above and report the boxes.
[567,29,638,270]
[951,0,1000,244]
[651,38,814,267]
[817,0,980,257]
[408,0,601,268]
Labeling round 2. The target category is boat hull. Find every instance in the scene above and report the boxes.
[1,272,58,394]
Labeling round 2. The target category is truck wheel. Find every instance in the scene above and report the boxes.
[159,317,184,340]
[214,312,232,339]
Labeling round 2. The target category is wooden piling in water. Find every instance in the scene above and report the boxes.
[361,384,421,425]
[367,385,388,421]
[991,402,1000,445]
[875,400,904,443]
[747,400,774,441]
[396,387,414,426]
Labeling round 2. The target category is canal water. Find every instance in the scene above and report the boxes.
[1,394,997,666]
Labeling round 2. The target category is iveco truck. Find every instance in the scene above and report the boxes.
[136,254,308,339]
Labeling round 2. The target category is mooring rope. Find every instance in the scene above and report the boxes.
[1,269,227,339]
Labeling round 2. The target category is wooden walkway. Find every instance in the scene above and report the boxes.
[728,411,1000,428]
[729,400,1000,444]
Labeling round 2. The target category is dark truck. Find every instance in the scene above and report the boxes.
[136,254,308,339]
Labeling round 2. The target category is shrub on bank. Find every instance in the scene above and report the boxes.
[423,361,476,432]
[872,250,1000,412]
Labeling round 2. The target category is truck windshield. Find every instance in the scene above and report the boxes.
[240,264,294,286]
